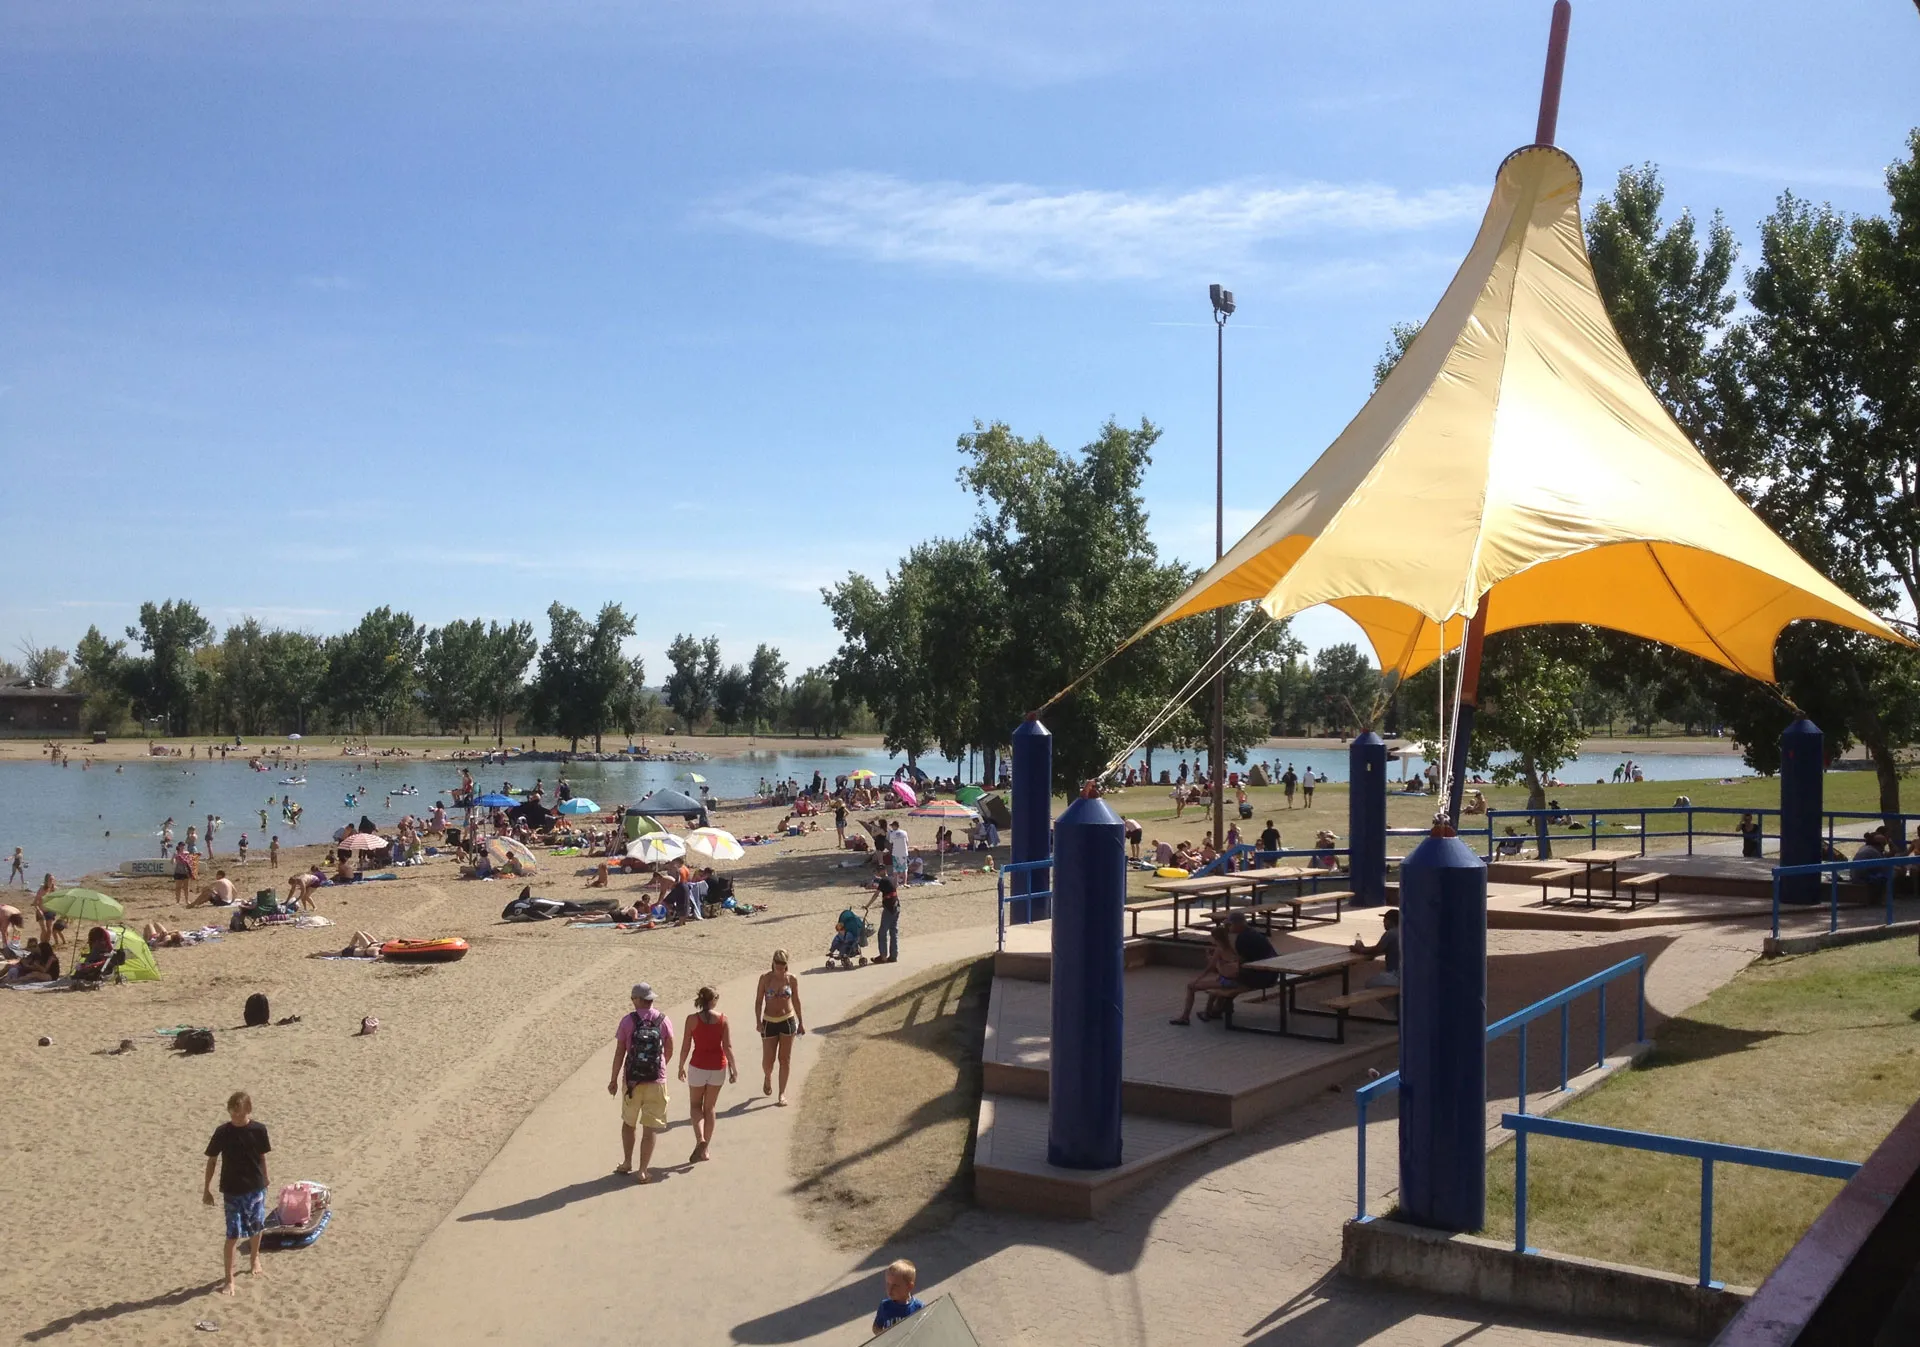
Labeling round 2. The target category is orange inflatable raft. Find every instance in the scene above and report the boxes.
[379,938,469,964]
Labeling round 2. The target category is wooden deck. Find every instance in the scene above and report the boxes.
[983,964,1397,1128]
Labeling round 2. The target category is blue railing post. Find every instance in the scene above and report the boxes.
[1356,1095,1369,1220]
[1559,1004,1570,1090]
[997,871,1006,950]
[1687,808,1695,856]
[1699,1158,1715,1288]
[1888,865,1896,927]
[1830,870,1840,934]
[1597,984,1608,1070]
[1514,1128,1530,1253]
[1517,1023,1529,1113]
[1639,810,1647,857]
[1636,963,1646,1044]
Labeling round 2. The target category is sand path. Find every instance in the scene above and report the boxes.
[376,921,1001,1345]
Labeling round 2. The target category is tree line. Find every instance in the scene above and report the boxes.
[8,603,860,751]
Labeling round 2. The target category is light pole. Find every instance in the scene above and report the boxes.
[1209,283,1234,853]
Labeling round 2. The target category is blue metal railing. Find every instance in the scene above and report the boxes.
[1503,1113,1860,1288]
[1485,805,1920,861]
[1769,854,1910,938]
[1354,955,1648,1220]
[996,859,1053,950]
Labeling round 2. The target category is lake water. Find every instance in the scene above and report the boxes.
[2,744,1751,884]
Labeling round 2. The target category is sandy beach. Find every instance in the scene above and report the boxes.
[0,805,1000,1345]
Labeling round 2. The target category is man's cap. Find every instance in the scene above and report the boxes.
[1225,910,1249,926]
[632,982,654,1001]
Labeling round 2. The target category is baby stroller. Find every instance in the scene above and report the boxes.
[826,907,870,969]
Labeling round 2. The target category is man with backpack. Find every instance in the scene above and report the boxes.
[609,982,674,1183]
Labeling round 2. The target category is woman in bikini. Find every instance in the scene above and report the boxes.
[676,985,738,1162]
[754,949,805,1105]
[1170,926,1242,1025]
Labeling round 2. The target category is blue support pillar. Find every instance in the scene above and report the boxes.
[1398,830,1488,1232]
[1780,719,1823,906]
[1349,731,1388,907]
[1010,716,1053,923]
[1048,793,1125,1169]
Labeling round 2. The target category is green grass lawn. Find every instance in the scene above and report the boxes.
[1480,939,1920,1287]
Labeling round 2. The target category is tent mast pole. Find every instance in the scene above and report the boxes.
[1446,0,1571,830]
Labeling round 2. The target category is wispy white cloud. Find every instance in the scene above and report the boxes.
[1677,156,1888,194]
[706,172,1483,282]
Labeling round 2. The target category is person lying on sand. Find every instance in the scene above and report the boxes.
[142,920,187,947]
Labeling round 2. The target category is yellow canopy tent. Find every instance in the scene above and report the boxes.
[1138,142,1904,681]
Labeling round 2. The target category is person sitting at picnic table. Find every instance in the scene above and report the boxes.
[1736,812,1764,859]
[1204,911,1279,1019]
[1309,831,1340,869]
[1170,927,1241,1026]
[1854,829,1890,862]
[1349,909,1401,989]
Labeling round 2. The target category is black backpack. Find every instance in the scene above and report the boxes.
[624,1012,664,1087]
[178,1028,215,1054]
[244,993,270,1027]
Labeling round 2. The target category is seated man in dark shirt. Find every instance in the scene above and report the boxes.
[1207,911,1278,1017]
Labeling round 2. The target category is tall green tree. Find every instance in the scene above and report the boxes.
[325,607,424,734]
[478,620,536,746]
[745,643,787,733]
[714,664,752,730]
[259,629,328,735]
[419,619,489,734]
[527,602,637,751]
[71,625,130,732]
[124,599,214,734]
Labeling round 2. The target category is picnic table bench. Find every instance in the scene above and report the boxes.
[1535,851,1667,910]
[1222,947,1376,1042]
[1194,889,1353,933]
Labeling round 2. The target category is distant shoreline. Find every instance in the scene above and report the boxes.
[0,730,1750,765]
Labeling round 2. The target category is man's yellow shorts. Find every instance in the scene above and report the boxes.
[622,1081,669,1131]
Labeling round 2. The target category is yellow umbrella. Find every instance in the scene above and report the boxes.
[1138,144,1905,681]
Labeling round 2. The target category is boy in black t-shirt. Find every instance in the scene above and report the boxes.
[203,1090,272,1295]
[866,874,901,963]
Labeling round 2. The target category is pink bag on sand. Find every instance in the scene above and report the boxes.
[277,1184,312,1228]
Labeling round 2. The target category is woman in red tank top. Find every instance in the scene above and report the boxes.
[675,985,737,1163]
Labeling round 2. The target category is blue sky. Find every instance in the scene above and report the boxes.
[3,0,1916,679]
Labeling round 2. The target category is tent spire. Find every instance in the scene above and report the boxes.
[1447,0,1572,826]
[1534,0,1573,147]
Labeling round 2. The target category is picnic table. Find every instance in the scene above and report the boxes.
[1134,867,1316,935]
[1223,946,1371,1041]
[1558,848,1637,902]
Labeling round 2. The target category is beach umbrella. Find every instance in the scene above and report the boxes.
[627,832,687,863]
[684,828,746,862]
[955,785,985,806]
[42,888,125,924]
[486,836,538,875]
[634,788,704,817]
[908,800,978,873]
[675,771,707,785]
[473,793,517,808]
[287,733,302,741]
[848,769,878,782]
[557,798,600,815]
[909,799,978,820]
[891,780,918,807]
[339,832,387,851]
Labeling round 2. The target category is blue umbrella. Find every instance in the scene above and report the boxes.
[557,798,600,815]
[473,793,517,808]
